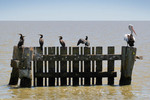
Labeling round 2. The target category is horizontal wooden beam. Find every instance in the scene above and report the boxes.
[34,54,122,61]
[34,72,117,78]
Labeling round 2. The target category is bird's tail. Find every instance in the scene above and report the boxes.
[40,45,43,50]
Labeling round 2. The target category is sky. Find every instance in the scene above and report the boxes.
[0,0,150,21]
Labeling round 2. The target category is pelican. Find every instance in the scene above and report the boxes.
[124,24,137,47]
[59,36,65,47]
[18,33,25,48]
[39,34,44,50]
[77,36,90,46]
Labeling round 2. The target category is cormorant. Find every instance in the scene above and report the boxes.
[124,24,137,47]
[59,36,65,47]
[39,34,44,50]
[85,36,90,46]
[18,34,25,48]
[77,36,90,46]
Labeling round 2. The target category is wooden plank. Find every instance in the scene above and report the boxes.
[33,47,36,86]
[108,46,115,85]
[92,47,95,85]
[60,47,67,86]
[84,47,91,86]
[44,47,47,86]
[36,47,43,86]
[69,47,72,85]
[72,47,79,86]
[40,54,121,61]
[80,47,83,85]
[56,47,59,86]
[96,47,102,85]
[34,72,117,78]
[48,47,55,86]
[119,46,136,85]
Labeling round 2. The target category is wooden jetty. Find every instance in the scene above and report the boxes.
[9,46,136,87]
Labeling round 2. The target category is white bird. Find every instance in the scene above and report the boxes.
[124,24,137,47]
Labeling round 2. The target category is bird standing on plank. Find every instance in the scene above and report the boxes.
[39,34,44,50]
[18,33,25,48]
[59,36,65,47]
[124,24,137,47]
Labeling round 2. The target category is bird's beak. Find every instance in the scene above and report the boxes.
[132,27,137,36]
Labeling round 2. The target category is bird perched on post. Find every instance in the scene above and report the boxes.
[59,36,65,47]
[124,24,137,47]
[39,34,44,50]
[77,36,90,46]
[18,33,25,48]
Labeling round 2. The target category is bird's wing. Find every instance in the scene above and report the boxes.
[124,34,130,42]
[77,39,85,45]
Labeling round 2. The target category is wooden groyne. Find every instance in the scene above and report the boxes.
[9,46,136,87]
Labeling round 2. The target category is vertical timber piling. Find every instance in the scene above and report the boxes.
[19,47,33,87]
[119,46,136,85]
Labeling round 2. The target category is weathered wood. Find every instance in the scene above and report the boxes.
[11,60,20,68]
[60,47,67,86]
[9,67,19,85]
[80,47,83,85]
[48,47,55,86]
[56,47,59,86]
[20,47,33,87]
[92,47,95,85]
[73,47,79,86]
[119,47,136,85]
[36,47,43,86]
[44,47,47,86]
[33,47,36,86]
[69,47,72,85]
[9,46,22,85]
[40,54,121,61]
[84,47,91,85]
[108,46,115,85]
[96,47,102,85]
[35,72,117,78]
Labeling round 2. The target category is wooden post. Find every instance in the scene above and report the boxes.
[84,47,91,86]
[44,47,47,86]
[33,47,36,86]
[9,46,23,85]
[48,47,55,86]
[119,46,136,85]
[92,47,95,85]
[96,47,102,85]
[69,47,72,85]
[80,47,83,85]
[36,47,43,86]
[108,46,115,85]
[60,47,67,86]
[72,47,79,86]
[56,47,59,86]
[19,47,33,87]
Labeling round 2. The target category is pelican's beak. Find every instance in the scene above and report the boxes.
[132,26,137,36]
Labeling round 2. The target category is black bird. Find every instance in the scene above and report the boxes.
[18,34,25,48]
[59,36,65,47]
[39,34,44,50]
[77,36,90,46]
